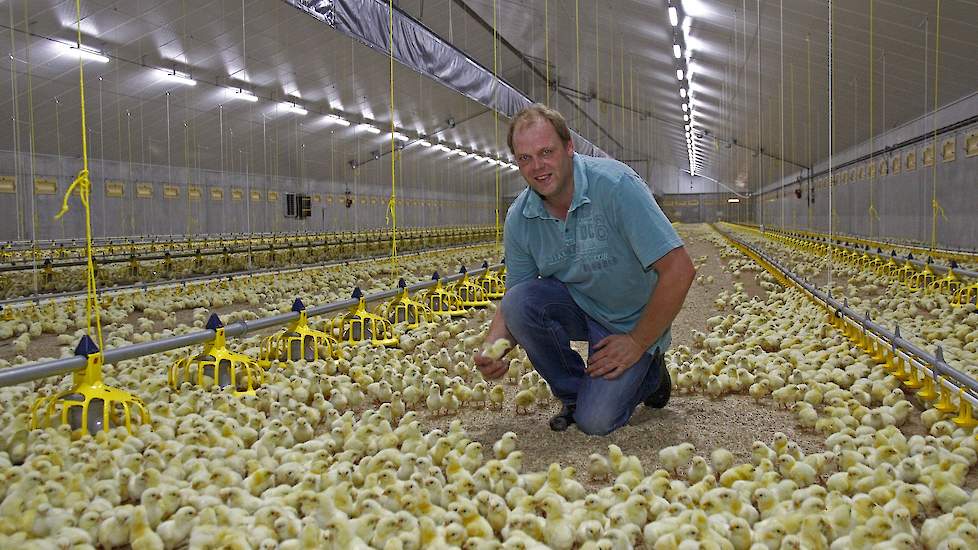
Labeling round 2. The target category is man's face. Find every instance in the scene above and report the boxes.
[512,119,575,202]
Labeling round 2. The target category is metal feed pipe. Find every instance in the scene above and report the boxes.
[0,264,500,388]
[714,224,978,406]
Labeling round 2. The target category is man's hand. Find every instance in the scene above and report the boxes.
[586,333,645,379]
[474,341,511,380]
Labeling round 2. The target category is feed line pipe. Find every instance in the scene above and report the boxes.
[0,239,497,308]
[0,227,496,272]
[0,263,501,387]
[747,226,978,281]
[715,225,978,399]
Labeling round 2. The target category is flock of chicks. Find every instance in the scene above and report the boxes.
[0,229,490,300]
[0,244,499,362]
[733,229,978,383]
[1,223,977,549]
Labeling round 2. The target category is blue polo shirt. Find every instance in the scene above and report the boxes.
[504,153,683,354]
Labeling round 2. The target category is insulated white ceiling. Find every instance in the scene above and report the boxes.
[405,0,978,192]
[1,0,976,197]
[0,0,523,196]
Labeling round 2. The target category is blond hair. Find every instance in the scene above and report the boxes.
[507,103,572,155]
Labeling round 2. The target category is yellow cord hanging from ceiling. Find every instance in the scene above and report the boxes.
[544,0,549,106]
[386,0,398,278]
[867,0,879,234]
[930,0,943,251]
[54,0,104,351]
[493,0,500,246]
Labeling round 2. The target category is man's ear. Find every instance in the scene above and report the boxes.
[565,138,575,156]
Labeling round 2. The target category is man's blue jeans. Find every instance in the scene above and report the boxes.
[501,277,663,435]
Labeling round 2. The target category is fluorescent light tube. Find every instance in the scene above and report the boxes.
[325,114,351,126]
[62,43,109,63]
[226,88,258,102]
[280,102,307,115]
[157,68,196,86]
[668,6,678,26]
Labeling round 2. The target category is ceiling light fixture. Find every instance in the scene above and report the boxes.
[157,68,196,86]
[668,6,679,26]
[359,124,381,134]
[676,69,684,81]
[324,114,351,126]
[61,42,109,63]
[280,102,307,115]
[673,44,682,58]
[226,88,258,102]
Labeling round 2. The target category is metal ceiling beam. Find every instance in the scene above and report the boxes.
[450,0,625,155]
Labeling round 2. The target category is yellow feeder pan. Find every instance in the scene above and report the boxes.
[376,278,433,329]
[419,271,467,317]
[327,287,399,347]
[450,266,491,308]
[931,263,963,294]
[259,298,337,367]
[31,335,150,436]
[477,261,506,299]
[169,314,264,396]
[951,283,978,309]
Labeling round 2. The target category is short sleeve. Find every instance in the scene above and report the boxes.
[503,201,539,287]
[613,174,684,270]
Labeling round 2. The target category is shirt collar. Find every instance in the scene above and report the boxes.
[521,154,591,220]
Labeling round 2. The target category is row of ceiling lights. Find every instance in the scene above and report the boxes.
[58,40,520,172]
[668,2,699,176]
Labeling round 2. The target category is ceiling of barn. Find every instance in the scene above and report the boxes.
[1,0,976,197]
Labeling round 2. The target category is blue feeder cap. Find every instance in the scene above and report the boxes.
[351,287,364,299]
[206,314,224,330]
[292,298,306,312]
[907,253,914,260]
[459,266,467,274]
[482,261,489,268]
[398,278,407,289]
[74,335,100,357]
[431,271,440,280]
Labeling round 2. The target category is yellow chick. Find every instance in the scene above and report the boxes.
[687,456,713,484]
[158,506,196,549]
[493,432,518,459]
[129,505,164,550]
[588,453,612,482]
[514,389,535,414]
[539,495,575,550]
[488,385,505,410]
[710,448,735,475]
[658,443,696,475]
[483,338,511,360]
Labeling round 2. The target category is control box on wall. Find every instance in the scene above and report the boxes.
[285,193,312,219]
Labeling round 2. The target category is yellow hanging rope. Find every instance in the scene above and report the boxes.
[493,0,500,246]
[930,0,942,250]
[575,0,581,124]
[544,0,549,106]
[594,2,600,149]
[867,0,879,232]
[386,0,398,277]
[806,34,812,229]
[55,0,104,350]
